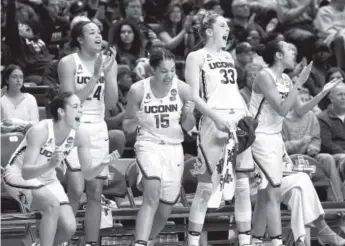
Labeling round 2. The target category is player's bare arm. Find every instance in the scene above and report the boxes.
[123,82,145,134]
[22,123,60,180]
[104,47,119,109]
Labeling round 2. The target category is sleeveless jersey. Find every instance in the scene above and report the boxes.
[6,120,76,184]
[136,77,184,144]
[200,50,247,111]
[73,53,105,123]
[249,68,291,134]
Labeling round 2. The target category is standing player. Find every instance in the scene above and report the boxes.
[184,10,255,246]
[2,92,118,246]
[249,40,340,246]
[58,21,118,246]
[124,48,233,246]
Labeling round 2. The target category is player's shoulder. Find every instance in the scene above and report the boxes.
[59,53,75,64]
[58,54,77,70]
[26,121,49,143]
[222,51,234,62]
[128,78,146,100]
[186,49,205,62]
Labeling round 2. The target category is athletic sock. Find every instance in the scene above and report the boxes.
[271,235,283,246]
[238,231,251,246]
[188,231,200,246]
[134,240,148,246]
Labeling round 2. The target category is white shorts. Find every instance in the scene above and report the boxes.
[135,141,184,204]
[252,133,287,188]
[3,168,68,210]
[197,109,254,180]
[66,121,109,180]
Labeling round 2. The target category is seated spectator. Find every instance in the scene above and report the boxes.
[235,42,254,89]
[304,40,332,98]
[156,1,194,59]
[276,0,318,61]
[1,64,39,133]
[314,0,345,70]
[108,19,143,69]
[282,92,344,201]
[203,0,225,16]
[5,0,53,85]
[120,0,159,54]
[240,63,263,105]
[318,67,345,110]
[318,82,345,182]
[229,0,266,47]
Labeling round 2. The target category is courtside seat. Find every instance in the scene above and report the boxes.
[1,132,24,168]
[24,85,50,107]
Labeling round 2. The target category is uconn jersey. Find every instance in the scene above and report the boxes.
[73,53,105,123]
[137,77,184,144]
[200,51,247,111]
[250,68,291,134]
[4,120,76,185]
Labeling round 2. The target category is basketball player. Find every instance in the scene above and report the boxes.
[124,48,233,246]
[184,10,255,246]
[58,21,118,246]
[2,92,118,246]
[249,40,340,246]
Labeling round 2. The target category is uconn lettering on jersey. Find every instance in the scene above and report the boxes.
[76,76,105,84]
[144,104,178,114]
[208,61,233,70]
[39,148,71,158]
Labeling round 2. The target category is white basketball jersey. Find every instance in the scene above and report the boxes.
[6,120,76,183]
[200,50,247,111]
[136,77,184,144]
[250,68,291,134]
[73,53,105,123]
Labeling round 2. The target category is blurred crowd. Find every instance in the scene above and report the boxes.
[1,0,345,201]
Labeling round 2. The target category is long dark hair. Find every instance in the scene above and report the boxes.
[108,19,142,58]
[1,64,25,92]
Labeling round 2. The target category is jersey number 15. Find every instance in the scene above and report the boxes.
[154,114,170,128]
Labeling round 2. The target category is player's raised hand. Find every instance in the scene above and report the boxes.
[103,46,117,74]
[296,61,313,87]
[321,77,343,94]
[94,53,103,78]
[50,151,65,167]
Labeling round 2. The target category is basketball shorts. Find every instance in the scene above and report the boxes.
[66,120,109,180]
[135,141,184,204]
[197,109,254,180]
[3,167,69,210]
[252,132,288,188]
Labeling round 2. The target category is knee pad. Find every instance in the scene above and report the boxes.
[189,182,213,225]
[235,178,252,223]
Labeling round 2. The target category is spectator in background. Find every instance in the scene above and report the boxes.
[121,0,158,54]
[229,0,266,47]
[314,0,345,70]
[1,65,39,132]
[156,2,195,59]
[305,40,332,99]
[109,19,143,69]
[105,65,135,146]
[5,0,52,85]
[318,82,345,181]
[203,0,224,16]
[318,67,345,110]
[282,92,345,201]
[240,63,263,105]
[235,42,254,89]
[276,0,318,61]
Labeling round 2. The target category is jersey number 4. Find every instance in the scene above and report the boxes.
[87,85,102,101]
[154,114,170,128]
[220,69,235,84]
